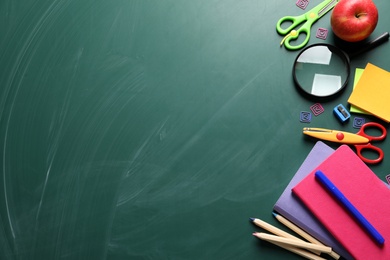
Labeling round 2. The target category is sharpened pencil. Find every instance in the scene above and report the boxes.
[254,237,327,260]
[253,232,332,254]
[250,217,321,255]
[272,212,340,260]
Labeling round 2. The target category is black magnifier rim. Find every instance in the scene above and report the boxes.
[292,43,351,100]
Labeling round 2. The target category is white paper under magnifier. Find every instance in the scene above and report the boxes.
[311,74,342,96]
[297,46,332,65]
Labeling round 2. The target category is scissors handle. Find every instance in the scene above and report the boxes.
[354,122,386,164]
[356,122,387,141]
[276,13,317,50]
[354,143,384,164]
[276,14,307,35]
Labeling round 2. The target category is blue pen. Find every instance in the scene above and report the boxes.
[315,170,385,246]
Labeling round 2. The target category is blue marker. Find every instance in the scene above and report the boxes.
[315,170,385,246]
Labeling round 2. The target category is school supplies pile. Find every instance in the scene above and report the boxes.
[270,142,390,260]
[273,142,350,259]
[348,63,390,122]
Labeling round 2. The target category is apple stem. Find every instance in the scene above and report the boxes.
[355,12,368,18]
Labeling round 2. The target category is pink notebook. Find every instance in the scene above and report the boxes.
[292,145,390,260]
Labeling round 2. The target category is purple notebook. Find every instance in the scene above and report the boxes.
[273,141,353,260]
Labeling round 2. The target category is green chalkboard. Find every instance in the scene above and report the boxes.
[1,0,389,259]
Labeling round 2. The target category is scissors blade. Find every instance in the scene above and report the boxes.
[303,128,369,144]
[318,0,339,17]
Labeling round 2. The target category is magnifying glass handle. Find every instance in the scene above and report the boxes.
[349,32,390,58]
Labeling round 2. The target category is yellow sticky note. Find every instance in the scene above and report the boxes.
[348,63,390,123]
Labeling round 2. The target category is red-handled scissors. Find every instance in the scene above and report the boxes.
[303,122,387,164]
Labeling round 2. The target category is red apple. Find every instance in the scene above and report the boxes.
[330,0,378,42]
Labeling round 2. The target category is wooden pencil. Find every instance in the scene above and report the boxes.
[258,239,327,260]
[250,217,297,239]
[250,217,321,255]
[273,212,340,260]
[253,232,332,254]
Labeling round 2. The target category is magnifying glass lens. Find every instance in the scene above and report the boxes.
[293,44,350,98]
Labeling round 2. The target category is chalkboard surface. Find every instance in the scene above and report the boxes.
[1,1,389,259]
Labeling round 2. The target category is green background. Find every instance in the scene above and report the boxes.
[1,0,389,259]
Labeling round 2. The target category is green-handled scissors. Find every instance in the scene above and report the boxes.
[277,0,339,50]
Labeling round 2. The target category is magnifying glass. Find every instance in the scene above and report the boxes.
[293,32,389,99]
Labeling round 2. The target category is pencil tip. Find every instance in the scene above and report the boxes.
[249,217,255,222]
[272,212,278,218]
